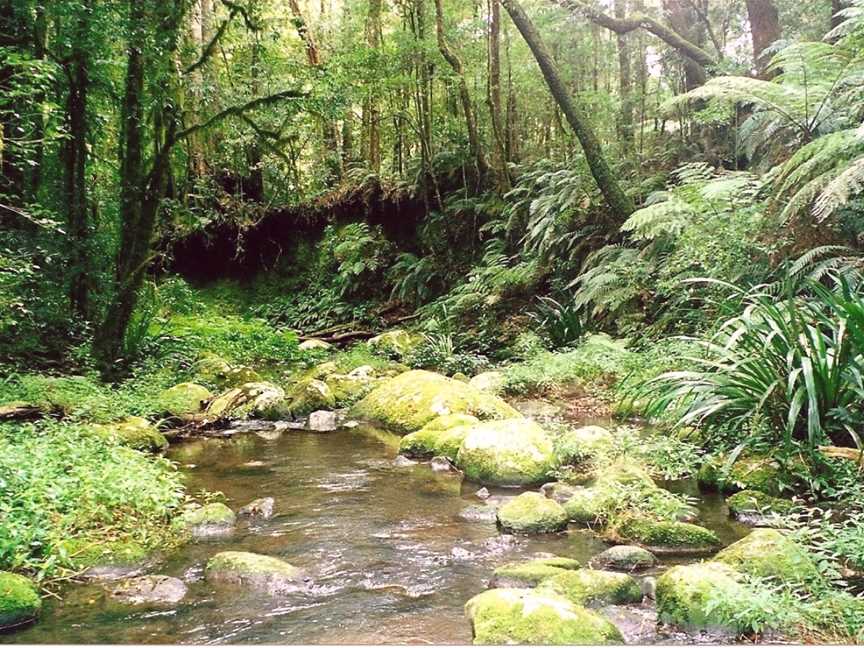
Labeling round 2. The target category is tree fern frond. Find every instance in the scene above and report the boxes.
[813,157,864,221]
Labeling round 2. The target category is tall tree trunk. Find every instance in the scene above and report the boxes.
[433,0,487,182]
[662,0,706,90]
[488,0,510,189]
[745,0,780,75]
[501,0,634,222]
[364,0,383,173]
[28,2,47,200]
[614,0,633,147]
[64,6,91,317]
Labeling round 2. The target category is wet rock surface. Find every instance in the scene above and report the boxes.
[107,575,188,606]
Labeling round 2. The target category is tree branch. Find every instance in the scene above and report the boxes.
[173,90,306,144]
[184,0,258,75]
[549,0,717,69]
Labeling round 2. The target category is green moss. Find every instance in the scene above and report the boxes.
[207,382,287,420]
[158,383,212,417]
[595,459,655,490]
[697,454,793,496]
[497,492,569,534]
[491,557,581,587]
[91,416,168,453]
[206,551,300,577]
[351,370,520,434]
[399,415,478,460]
[58,537,149,570]
[367,330,422,360]
[716,528,820,584]
[656,562,751,632]
[726,489,793,520]
[0,572,41,629]
[469,371,506,395]
[194,353,232,386]
[456,419,558,487]
[465,588,624,645]
[537,568,643,607]
[608,515,719,553]
[590,545,656,572]
[178,502,236,531]
[563,487,611,525]
[555,426,614,466]
[326,374,377,408]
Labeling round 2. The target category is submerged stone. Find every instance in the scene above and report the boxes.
[656,562,751,633]
[238,497,275,520]
[398,414,479,461]
[606,515,720,555]
[0,572,41,630]
[205,551,306,595]
[108,575,187,606]
[456,419,558,487]
[715,527,820,584]
[490,557,581,588]
[497,492,569,534]
[590,545,657,572]
[465,587,623,645]
[159,383,212,418]
[351,370,520,434]
[537,568,643,607]
[59,538,151,579]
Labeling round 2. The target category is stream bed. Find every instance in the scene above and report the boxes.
[5,424,751,644]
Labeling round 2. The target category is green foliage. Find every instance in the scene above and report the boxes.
[529,296,587,349]
[0,421,184,580]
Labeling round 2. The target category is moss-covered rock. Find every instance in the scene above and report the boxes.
[205,551,305,595]
[537,568,643,607]
[178,502,236,538]
[540,481,580,504]
[0,572,41,630]
[223,366,262,388]
[465,588,624,645]
[275,378,336,417]
[595,459,655,490]
[206,382,287,420]
[607,515,720,555]
[398,414,479,460]
[715,528,820,584]
[456,419,558,487]
[590,545,657,572]
[469,371,506,395]
[497,492,569,534]
[326,373,378,408]
[367,329,422,359]
[57,538,150,577]
[656,562,750,632]
[159,383,212,417]
[555,426,614,466]
[697,453,794,496]
[490,557,581,588]
[351,370,520,434]
[563,487,610,525]
[194,353,232,386]
[726,489,793,524]
[91,416,168,453]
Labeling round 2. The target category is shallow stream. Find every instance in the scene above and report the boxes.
[6,423,750,644]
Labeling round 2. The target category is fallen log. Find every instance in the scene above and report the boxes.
[0,402,48,421]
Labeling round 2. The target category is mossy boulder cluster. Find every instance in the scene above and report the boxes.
[457,419,558,487]
[496,492,568,534]
[465,587,623,645]
[205,551,306,595]
[205,382,286,421]
[351,370,520,434]
[0,572,41,630]
[158,383,212,418]
[398,414,479,461]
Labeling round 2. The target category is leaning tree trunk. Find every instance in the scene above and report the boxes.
[500,0,635,222]
[434,0,488,182]
[745,0,781,76]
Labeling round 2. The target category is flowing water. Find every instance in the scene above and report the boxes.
[5,424,750,645]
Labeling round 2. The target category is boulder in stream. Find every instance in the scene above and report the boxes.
[158,382,212,418]
[108,575,188,606]
[465,587,623,645]
[0,571,41,630]
[178,502,236,538]
[280,378,336,417]
[656,562,752,633]
[206,382,286,421]
[589,545,657,572]
[726,489,793,525]
[537,568,643,607]
[715,527,819,584]
[398,414,479,461]
[351,370,520,434]
[490,557,581,588]
[238,497,275,520]
[496,492,568,534]
[205,551,306,595]
[456,419,558,487]
[308,410,337,432]
[606,515,720,555]
[540,481,579,504]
